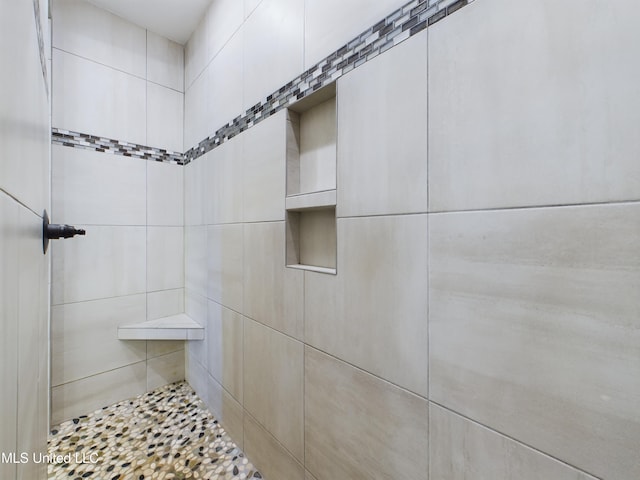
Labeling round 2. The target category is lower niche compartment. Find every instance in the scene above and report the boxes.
[286,206,337,274]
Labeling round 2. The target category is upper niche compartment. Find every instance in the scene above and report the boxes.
[286,83,337,196]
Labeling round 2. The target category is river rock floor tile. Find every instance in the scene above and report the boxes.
[48,381,262,480]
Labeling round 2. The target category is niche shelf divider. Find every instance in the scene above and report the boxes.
[285,83,337,275]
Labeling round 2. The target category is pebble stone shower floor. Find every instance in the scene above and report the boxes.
[47,381,263,480]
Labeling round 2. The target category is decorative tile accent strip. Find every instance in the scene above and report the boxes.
[48,381,263,480]
[32,0,49,97]
[183,0,473,165]
[52,128,184,165]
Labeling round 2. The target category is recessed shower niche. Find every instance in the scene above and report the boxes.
[285,83,337,274]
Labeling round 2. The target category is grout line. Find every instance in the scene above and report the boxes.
[0,188,44,219]
[51,359,148,390]
[428,401,604,480]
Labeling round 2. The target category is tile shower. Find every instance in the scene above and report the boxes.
[1,0,638,479]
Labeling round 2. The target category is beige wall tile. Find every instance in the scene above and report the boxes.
[147,350,185,391]
[51,362,147,425]
[244,413,305,480]
[429,0,640,211]
[0,196,19,478]
[52,144,146,226]
[147,161,184,227]
[147,30,184,92]
[243,111,286,222]
[205,135,243,225]
[51,225,146,305]
[243,221,303,339]
[147,288,184,320]
[430,404,598,480]
[184,157,206,226]
[147,82,184,153]
[207,301,243,403]
[206,375,244,448]
[147,340,184,359]
[337,31,428,217]
[207,224,243,312]
[185,290,208,366]
[147,226,185,292]
[208,32,244,133]
[52,0,146,77]
[305,347,429,480]
[17,208,48,478]
[305,214,429,396]
[185,226,207,298]
[244,318,304,461]
[304,0,407,68]
[242,0,304,110]
[52,49,146,145]
[51,294,147,386]
[429,204,640,480]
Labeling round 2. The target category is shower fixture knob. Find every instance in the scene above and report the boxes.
[42,210,86,254]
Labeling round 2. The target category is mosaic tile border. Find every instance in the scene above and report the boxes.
[183,0,473,164]
[52,128,185,165]
[52,0,472,165]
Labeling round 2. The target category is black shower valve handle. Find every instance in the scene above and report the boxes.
[42,210,86,254]
[46,223,86,239]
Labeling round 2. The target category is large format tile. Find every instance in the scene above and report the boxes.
[184,11,207,90]
[147,350,185,390]
[0,0,50,215]
[52,0,146,77]
[147,160,184,226]
[242,0,304,110]
[0,195,19,479]
[205,0,243,62]
[185,226,207,297]
[52,144,146,225]
[147,288,184,320]
[53,49,146,145]
[51,361,147,424]
[147,82,184,152]
[430,405,598,480]
[147,226,184,292]
[51,294,147,386]
[244,413,305,480]
[207,301,243,403]
[243,111,286,222]
[208,31,243,135]
[185,158,206,226]
[17,206,48,480]
[304,0,407,68]
[207,224,243,312]
[52,225,146,304]
[206,375,244,448]
[337,31,428,217]
[305,214,429,396]
[147,30,184,92]
[428,0,640,211]
[243,222,303,339]
[205,135,243,225]
[244,318,304,462]
[429,204,640,480]
[305,347,429,480]
[185,290,208,366]
[183,66,209,149]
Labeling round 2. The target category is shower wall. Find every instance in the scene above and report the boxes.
[183,1,640,480]
[50,0,186,424]
[0,1,51,478]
